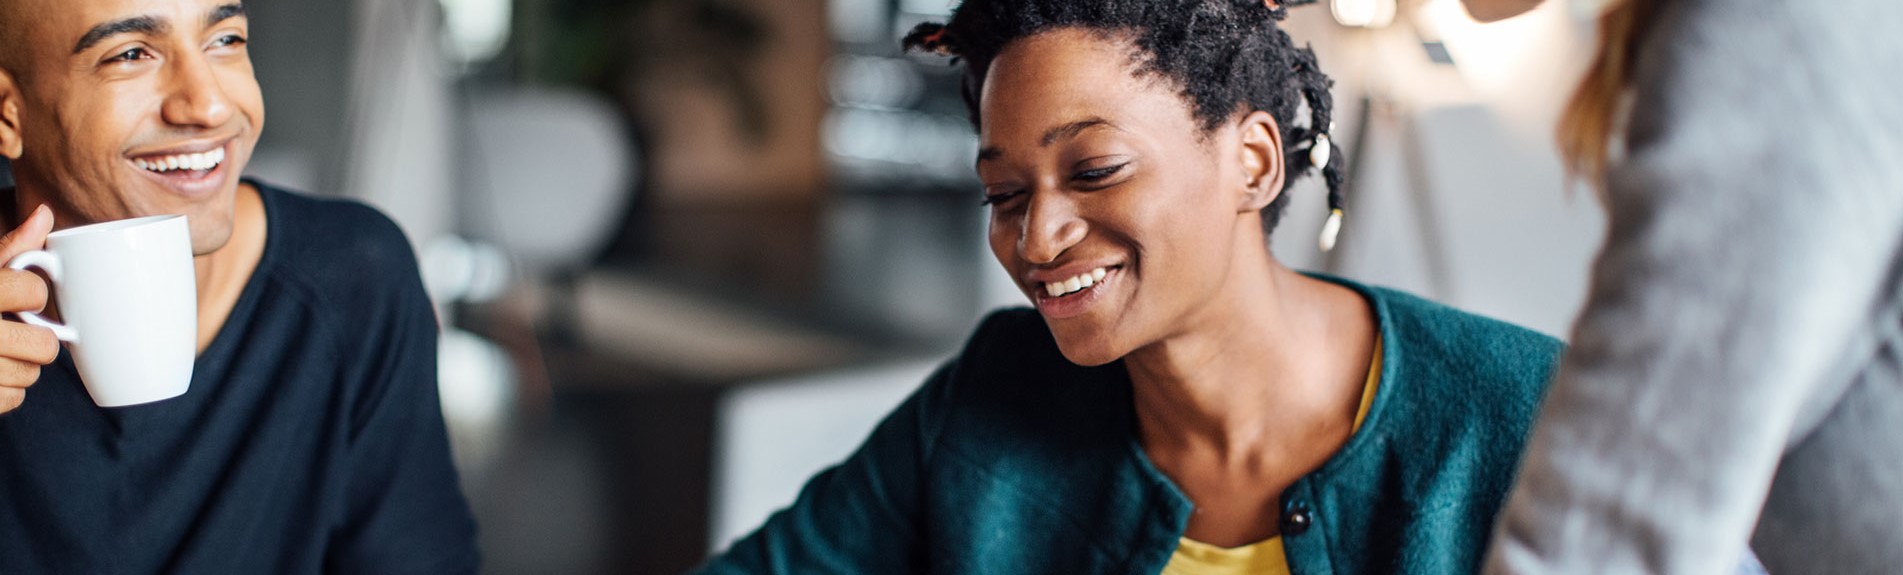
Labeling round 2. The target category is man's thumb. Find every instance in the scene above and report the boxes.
[0,205,54,263]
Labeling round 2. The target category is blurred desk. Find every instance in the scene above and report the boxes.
[462,190,1008,574]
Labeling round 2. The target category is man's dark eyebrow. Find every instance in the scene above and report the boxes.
[70,5,245,56]
[976,117,1114,168]
[73,16,169,55]
[207,3,246,27]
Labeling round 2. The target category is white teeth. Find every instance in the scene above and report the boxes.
[136,147,224,173]
[1041,267,1112,298]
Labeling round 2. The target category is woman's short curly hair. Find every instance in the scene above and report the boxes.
[904,0,1344,233]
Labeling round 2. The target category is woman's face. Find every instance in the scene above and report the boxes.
[977,28,1282,366]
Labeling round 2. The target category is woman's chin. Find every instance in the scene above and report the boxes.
[1050,336,1124,367]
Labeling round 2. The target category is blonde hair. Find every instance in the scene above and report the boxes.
[1556,0,1662,185]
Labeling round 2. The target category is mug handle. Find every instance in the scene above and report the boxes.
[4,250,78,342]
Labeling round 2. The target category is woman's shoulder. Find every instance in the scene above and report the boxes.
[1369,285,1565,389]
[1355,284,1565,443]
[1326,285,1567,524]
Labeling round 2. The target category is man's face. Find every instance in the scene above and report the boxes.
[1,0,262,255]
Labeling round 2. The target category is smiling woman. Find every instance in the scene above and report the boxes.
[694,2,1574,574]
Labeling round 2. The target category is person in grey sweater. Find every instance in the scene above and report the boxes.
[1466,0,1903,573]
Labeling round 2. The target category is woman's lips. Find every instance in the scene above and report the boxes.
[1032,266,1121,319]
[1040,266,1109,298]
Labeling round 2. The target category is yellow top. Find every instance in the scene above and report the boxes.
[1159,336,1384,575]
[1166,536,1289,575]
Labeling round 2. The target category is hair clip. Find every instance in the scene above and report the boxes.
[919,27,957,56]
[1319,208,1344,252]
[1309,133,1332,171]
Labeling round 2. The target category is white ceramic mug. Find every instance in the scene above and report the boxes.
[5,215,197,407]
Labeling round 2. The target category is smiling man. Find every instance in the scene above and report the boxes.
[0,1,478,572]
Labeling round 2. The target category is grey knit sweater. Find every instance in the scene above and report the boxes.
[1484,0,1903,573]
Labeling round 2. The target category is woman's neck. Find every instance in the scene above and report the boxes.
[1125,256,1376,468]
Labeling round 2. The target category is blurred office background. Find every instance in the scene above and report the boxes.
[0,0,1611,572]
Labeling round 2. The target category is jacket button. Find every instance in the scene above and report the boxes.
[1281,503,1312,536]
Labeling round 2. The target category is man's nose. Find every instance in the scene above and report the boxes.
[160,53,234,129]
[1019,190,1086,265]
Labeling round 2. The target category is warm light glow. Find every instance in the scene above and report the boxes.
[1419,0,1596,140]
[439,0,511,65]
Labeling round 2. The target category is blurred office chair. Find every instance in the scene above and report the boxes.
[453,86,637,389]
[440,84,636,417]
[461,87,635,279]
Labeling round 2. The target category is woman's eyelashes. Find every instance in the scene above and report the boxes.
[981,188,1023,206]
[1072,162,1128,184]
[980,160,1132,207]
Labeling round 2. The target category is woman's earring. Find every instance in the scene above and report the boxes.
[1311,128,1342,252]
[1310,133,1332,172]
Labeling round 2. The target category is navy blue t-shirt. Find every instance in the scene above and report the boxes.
[0,182,479,573]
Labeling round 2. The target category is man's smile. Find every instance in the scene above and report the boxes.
[126,136,235,198]
[132,145,223,174]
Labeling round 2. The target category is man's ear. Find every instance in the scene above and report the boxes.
[1236,110,1284,213]
[0,70,22,161]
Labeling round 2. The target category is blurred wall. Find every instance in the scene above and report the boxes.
[243,0,457,252]
[1281,0,1602,336]
[243,0,354,194]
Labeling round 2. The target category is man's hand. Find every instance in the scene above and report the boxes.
[1459,0,1545,22]
[0,205,60,414]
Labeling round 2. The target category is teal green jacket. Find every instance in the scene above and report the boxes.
[699,279,1565,574]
